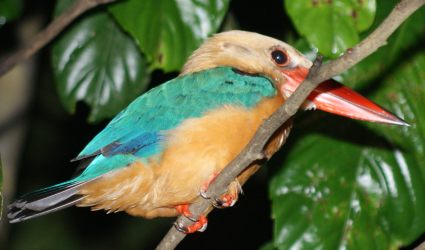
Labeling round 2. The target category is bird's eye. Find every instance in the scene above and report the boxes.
[271,49,288,66]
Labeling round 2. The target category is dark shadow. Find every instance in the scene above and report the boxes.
[229,0,293,39]
[350,35,425,97]
[401,232,425,250]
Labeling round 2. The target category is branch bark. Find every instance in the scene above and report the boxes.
[155,0,425,249]
[0,0,119,77]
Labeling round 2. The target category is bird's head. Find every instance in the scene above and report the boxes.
[182,30,407,126]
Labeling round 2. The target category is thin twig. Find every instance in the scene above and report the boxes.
[155,0,425,249]
[0,0,119,77]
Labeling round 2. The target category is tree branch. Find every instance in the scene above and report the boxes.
[0,0,119,77]
[155,0,425,249]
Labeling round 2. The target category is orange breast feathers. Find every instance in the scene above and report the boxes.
[78,94,291,218]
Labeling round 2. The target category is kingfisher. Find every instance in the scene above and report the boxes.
[8,30,407,233]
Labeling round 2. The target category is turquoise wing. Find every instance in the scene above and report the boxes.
[73,67,276,181]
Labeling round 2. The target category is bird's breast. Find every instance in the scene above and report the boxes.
[78,94,291,217]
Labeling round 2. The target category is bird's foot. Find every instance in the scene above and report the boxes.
[174,215,208,234]
[212,193,237,208]
[174,204,208,233]
[175,204,197,221]
[199,172,219,199]
[199,173,240,209]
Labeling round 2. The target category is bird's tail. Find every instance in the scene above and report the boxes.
[8,181,88,223]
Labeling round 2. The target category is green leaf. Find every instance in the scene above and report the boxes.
[270,123,425,249]
[341,1,425,89]
[52,3,149,122]
[285,0,376,58]
[368,52,425,162]
[0,0,23,27]
[109,0,230,71]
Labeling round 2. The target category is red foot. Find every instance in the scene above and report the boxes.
[215,193,237,208]
[200,172,238,208]
[177,215,208,234]
[175,204,193,218]
[174,204,208,233]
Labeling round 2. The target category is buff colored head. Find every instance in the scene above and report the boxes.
[182,30,407,126]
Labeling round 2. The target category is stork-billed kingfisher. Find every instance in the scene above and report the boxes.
[8,30,407,233]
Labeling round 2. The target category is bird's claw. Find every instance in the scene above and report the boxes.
[200,191,237,208]
[174,204,208,233]
[199,172,219,200]
[200,186,237,208]
[199,172,239,208]
[174,215,208,234]
[199,189,211,200]
[174,204,198,222]
[212,193,237,209]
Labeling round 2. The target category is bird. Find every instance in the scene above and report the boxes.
[8,30,407,233]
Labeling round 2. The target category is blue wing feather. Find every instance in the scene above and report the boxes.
[73,67,276,181]
[101,132,161,157]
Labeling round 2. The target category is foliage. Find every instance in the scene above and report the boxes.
[269,1,425,249]
[285,0,376,58]
[109,0,230,72]
[52,0,151,122]
[2,0,425,249]
[52,0,230,122]
[0,0,22,28]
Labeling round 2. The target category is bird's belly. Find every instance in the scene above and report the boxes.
[78,95,288,218]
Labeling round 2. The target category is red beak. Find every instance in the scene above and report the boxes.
[281,67,408,126]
